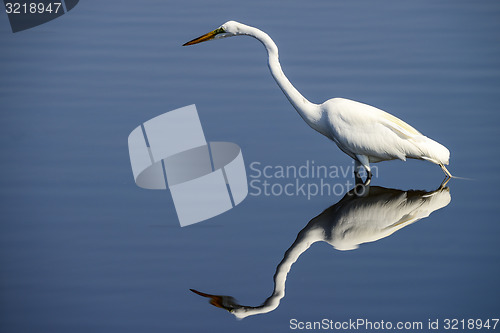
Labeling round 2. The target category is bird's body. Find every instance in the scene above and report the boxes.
[320,98,450,165]
[183,21,452,179]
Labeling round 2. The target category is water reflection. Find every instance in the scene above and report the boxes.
[191,183,451,319]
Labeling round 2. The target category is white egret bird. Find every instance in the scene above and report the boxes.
[183,21,452,180]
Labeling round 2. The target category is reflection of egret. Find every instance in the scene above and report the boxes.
[183,21,452,181]
[190,184,451,319]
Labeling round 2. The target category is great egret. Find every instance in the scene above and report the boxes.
[183,21,452,181]
[190,183,451,318]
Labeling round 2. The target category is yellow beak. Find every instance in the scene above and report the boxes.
[183,27,224,46]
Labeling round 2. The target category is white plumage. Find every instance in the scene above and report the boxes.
[321,98,450,165]
[184,21,452,180]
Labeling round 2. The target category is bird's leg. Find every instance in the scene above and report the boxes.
[438,175,451,190]
[354,160,363,184]
[365,170,372,186]
[354,176,371,197]
[353,159,371,195]
[355,154,372,184]
[439,163,453,179]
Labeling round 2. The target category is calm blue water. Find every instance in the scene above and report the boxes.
[1,1,499,332]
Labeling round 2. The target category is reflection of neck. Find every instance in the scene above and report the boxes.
[234,225,324,318]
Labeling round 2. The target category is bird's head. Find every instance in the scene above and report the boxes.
[183,21,244,46]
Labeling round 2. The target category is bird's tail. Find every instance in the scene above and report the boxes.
[419,137,450,166]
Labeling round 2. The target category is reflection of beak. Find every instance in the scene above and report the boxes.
[190,289,225,308]
[183,27,224,46]
[190,288,237,312]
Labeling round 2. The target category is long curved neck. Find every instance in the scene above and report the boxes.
[242,25,322,127]
[232,225,324,319]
